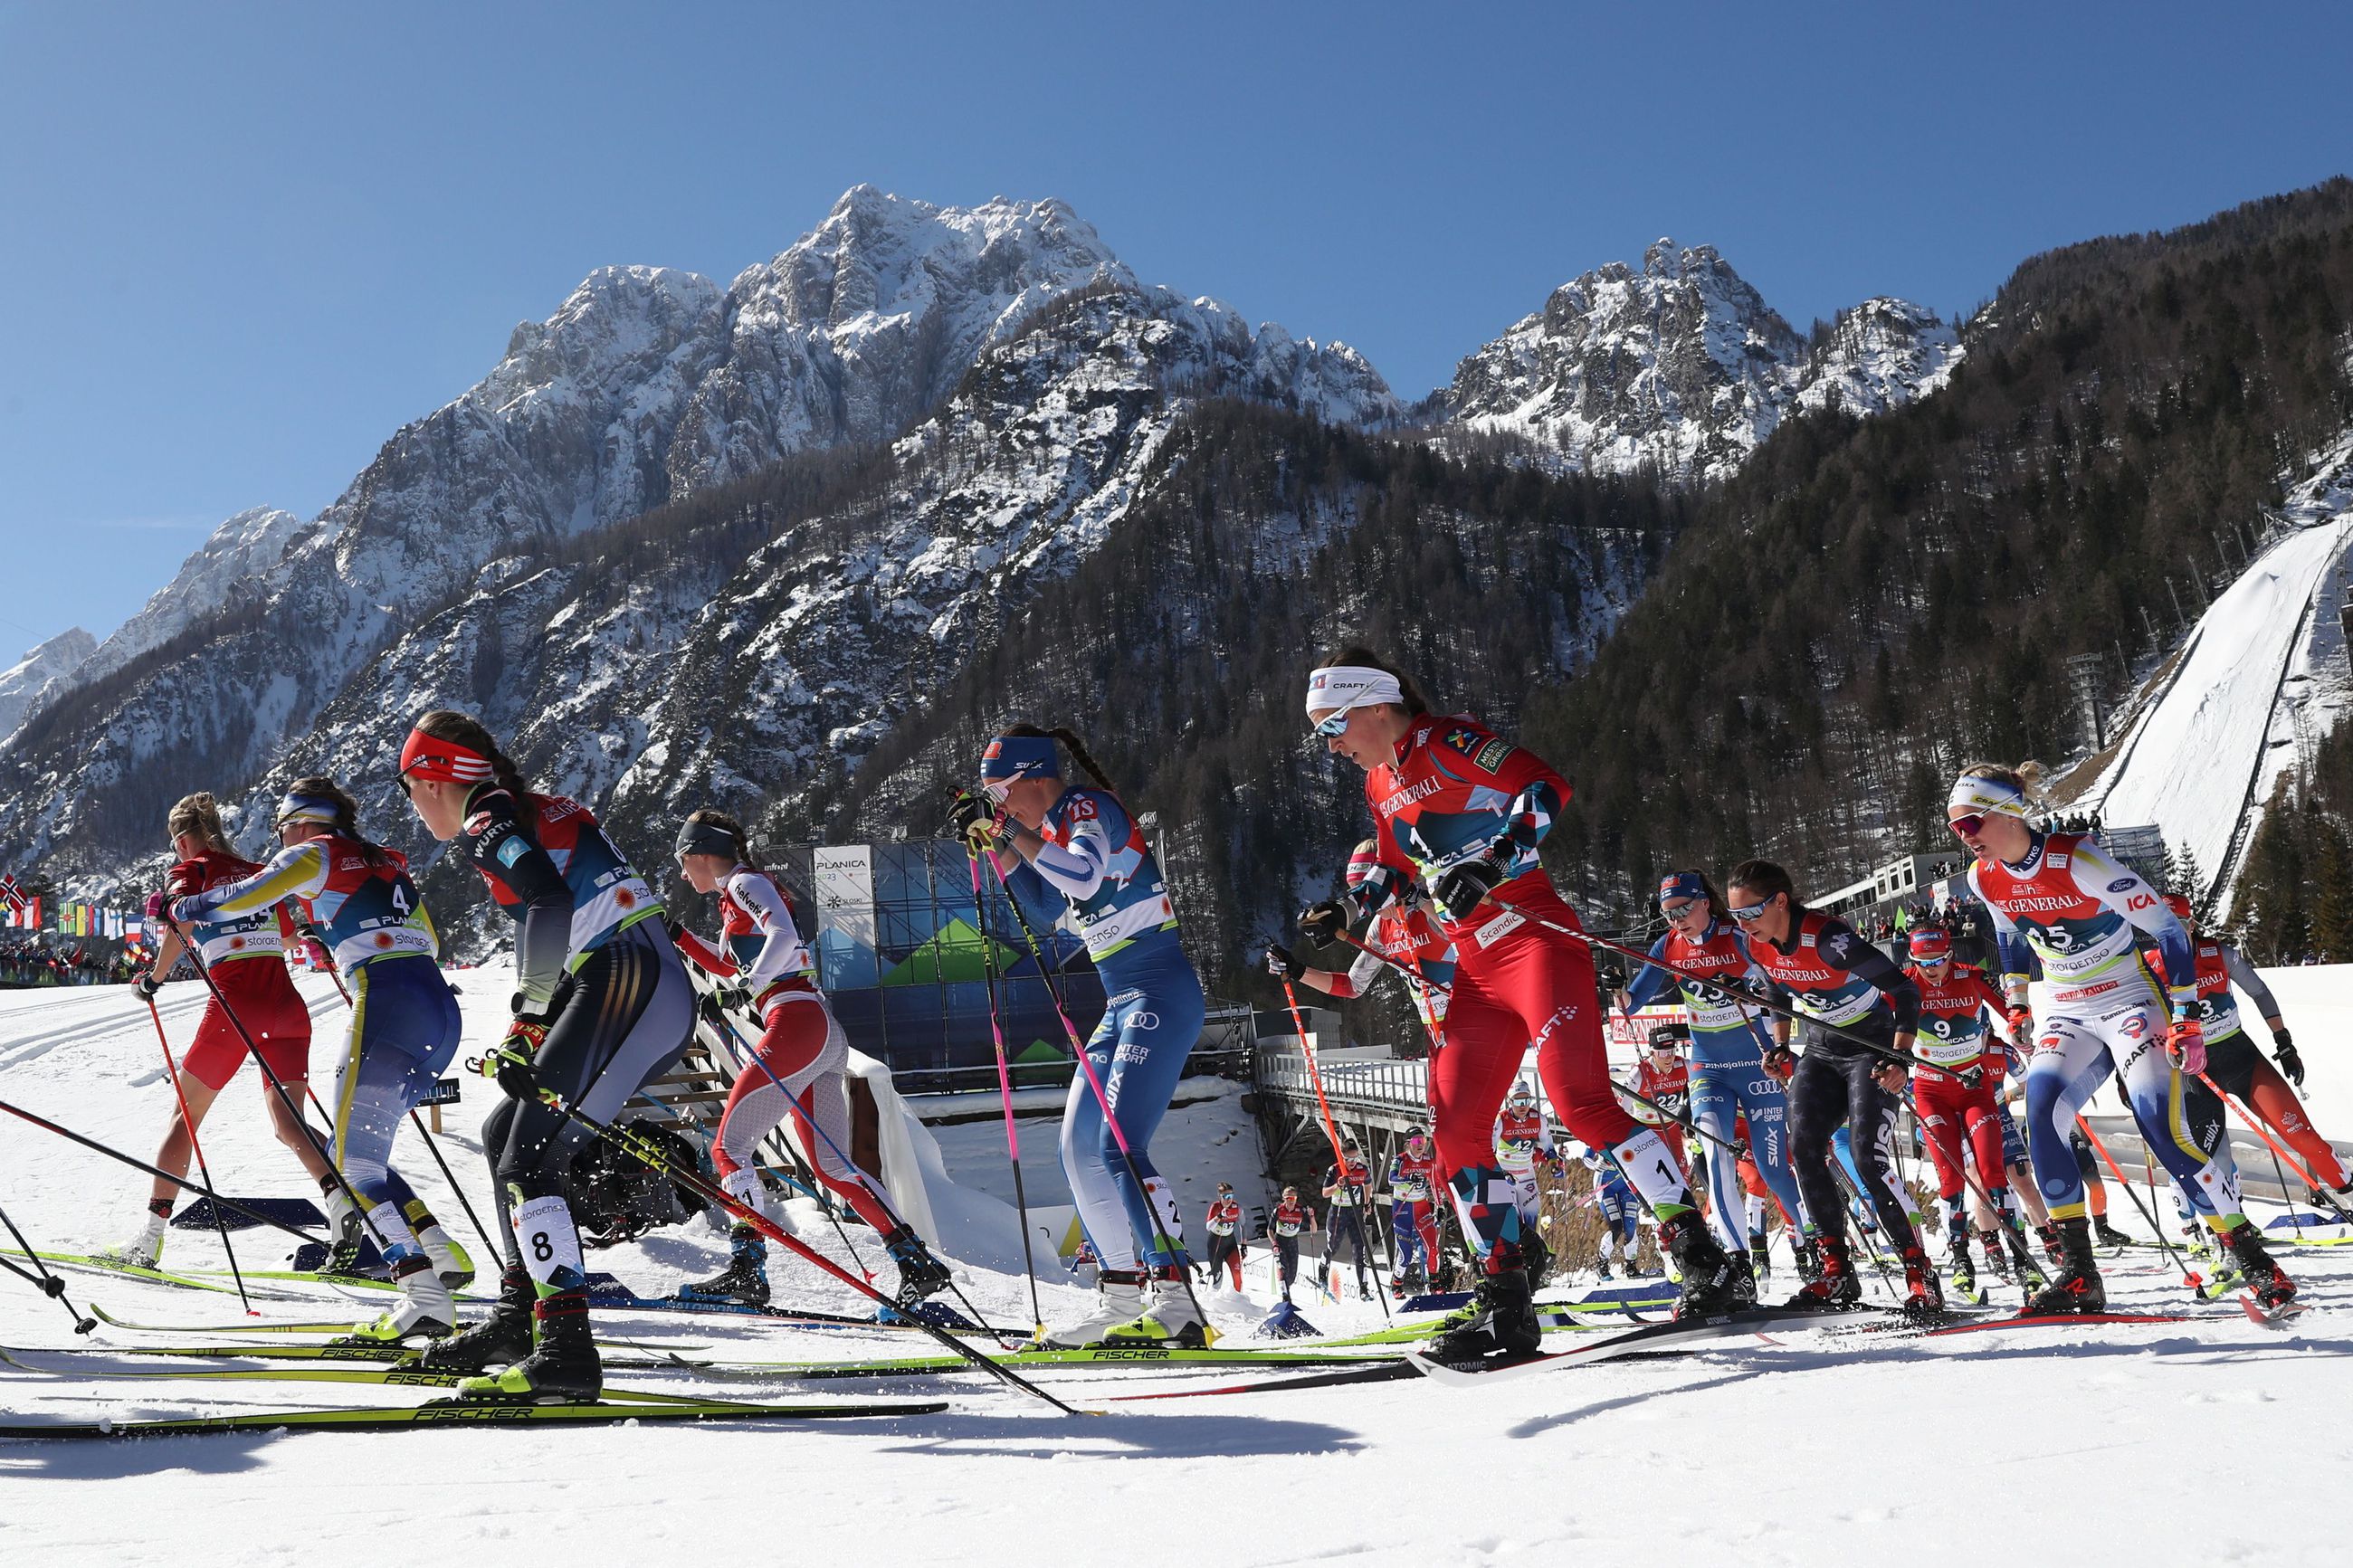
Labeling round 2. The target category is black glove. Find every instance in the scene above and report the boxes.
[1957,1063,1984,1090]
[1299,898,1350,944]
[946,786,995,840]
[2273,1031,2305,1087]
[489,1013,552,1103]
[1264,944,1303,980]
[1433,853,1508,922]
[132,971,161,1000]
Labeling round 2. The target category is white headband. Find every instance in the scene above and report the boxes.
[1304,664,1405,720]
[1948,774,2031,820]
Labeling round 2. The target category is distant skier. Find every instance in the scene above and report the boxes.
[1322,1139,1377,1299]
[1577,1145,1644,1278]
[1271,1187,1312,1302]
[1300,647,1733,1364]
[1494,1083,1556,1241]
[1204,1183,1245,1291]
[1386,1127,1443,1295]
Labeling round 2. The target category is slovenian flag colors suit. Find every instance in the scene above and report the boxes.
[167,790,462,1316]
[1304,666,1706,1274]
[977,735,1206,1278]
[399,722,693,1380]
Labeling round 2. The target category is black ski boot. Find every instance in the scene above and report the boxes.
[1977,1228,2012,1283]
[1662,1214,1742,1317]
[1424,1264,1540,1364]
[1594,1256,1615,1281]
[1900,1242,1948,1323]
[882,1225,951,1307]
[1519,1230,1554,1291]
[1748,1232,1773,1284]
[417,1264,535,1373]
[2004,1225,2050,1297]
[2022,1216,2106,1315]
[2092,1217,2135,1250]
[2035,1221,2064,1266]
[1783,1236,1862,1310]
[1946,1234,1985,1306]
[2222,1221,2297,1309]
[679,1223,768,1307]
[457,1290,601,1401]
[1796,1236,1824,1285]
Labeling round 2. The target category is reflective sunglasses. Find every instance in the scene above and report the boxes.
[1661,898,1705,921]
[982,778,1014,803]
[1311,707,1354,738]
[1726,899,1771,923]
[1947,813,1986,838]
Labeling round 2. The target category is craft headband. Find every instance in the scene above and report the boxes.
[398,727,497,785]
[1303,665,1404,720]
[674,819,739,861]
[1947,773,2031,820]
[978,734,1062,783]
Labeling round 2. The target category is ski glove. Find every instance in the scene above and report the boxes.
[1949,1061,1984,1090]
[2165,1013,2206,1077]
[2273,1034,2304,1087]
[1433,853,1509,923]
[2005,1004,2034,1051]
[132,971,161,1000]
[1761,1046,1796,1082]
[1264,944,1303,981]
[142,891,172,924]
[488,1013,554,1104]
[1298,898,1350,944]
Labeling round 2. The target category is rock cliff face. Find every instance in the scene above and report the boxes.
[1433,239,1960,482]
[0,630,96,749]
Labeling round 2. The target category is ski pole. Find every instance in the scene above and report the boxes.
[969,849,1045,1334]
[2075,1117,2202,1291]
[1273,973,1390,1307]
[300,946,502,1266]
[0,1097,324,1244]
[547,1088,1085,1416]
[0,1199,97,1334]
[2197,1071,2319,1194]
[980,850,1211,1334]
[141,994,254,1315]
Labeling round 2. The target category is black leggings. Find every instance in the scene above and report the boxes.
[1326,1209,1370,1281]
[482,922,692,1264]
[1787,1038,1918,1251]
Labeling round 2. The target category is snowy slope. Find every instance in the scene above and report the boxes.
[0,627,94,747]
[2077,425,2353,908]
[4,970,2352,1565]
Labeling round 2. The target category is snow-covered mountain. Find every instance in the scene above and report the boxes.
[0,190,1396,894]
[1430,239,1960,482]
[0,629,96,748]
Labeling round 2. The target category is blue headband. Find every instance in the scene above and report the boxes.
[1658,871,1708,906]
[979,735,1061,784]
[276,791,341,829]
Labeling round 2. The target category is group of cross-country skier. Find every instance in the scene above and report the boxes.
[95,641,2346,1381]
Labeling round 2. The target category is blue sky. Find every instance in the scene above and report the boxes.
[3,1,2349,651]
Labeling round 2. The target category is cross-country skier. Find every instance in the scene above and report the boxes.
[1494,1083,1556,1244]
[1948,764,2292,1311]
[1577,1145,1644,1278]
[1902,924,2044,1300]
[1620,870,1814,1290]
[1300,648,1735,1362]
[109,792,337,1270]
[2165,895,2353,1213]
[1385,1127,1443,1294]
[952,724,1207,1345]
[1730,860,1942,1318]
[158,779,467,1341]
[669,809,950,1308]
[1204,1184,1245,1290]
[1321,1139,1377,1299]
[1271,1187,1312,1301]
[1268,840,1456,1048]
[1628,1022,1694,1180]
[398,712,694,1397]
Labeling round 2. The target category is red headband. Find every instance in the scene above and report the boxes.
[398,726,496,785]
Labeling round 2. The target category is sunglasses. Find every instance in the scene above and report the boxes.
[1661,898,1704,920]
[1947,813,1986,838]
[981,778,1013,803]
[1726,899,1771,922]
[1311,708,1354,738]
